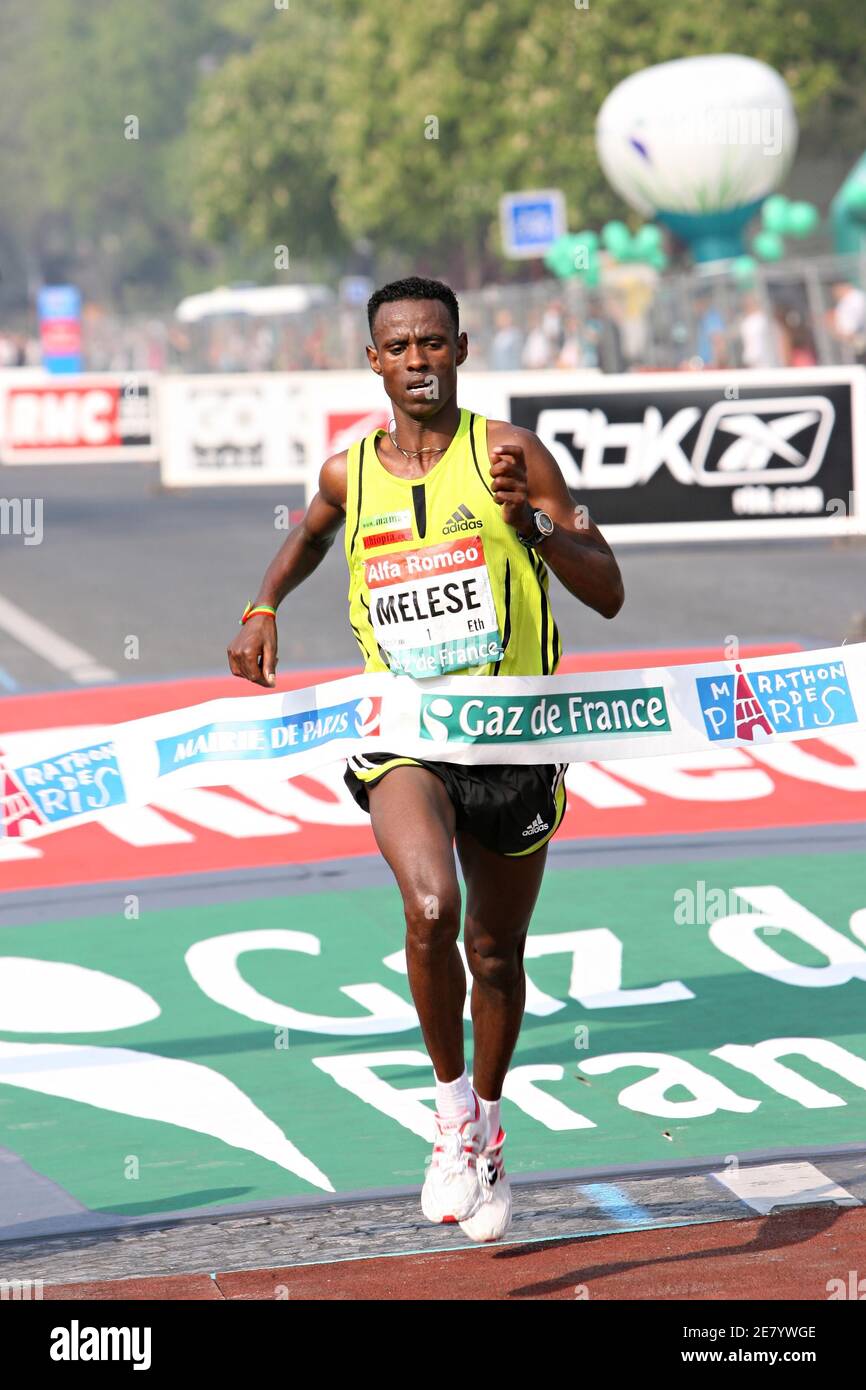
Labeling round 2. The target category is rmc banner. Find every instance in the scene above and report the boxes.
[3,644,864,840]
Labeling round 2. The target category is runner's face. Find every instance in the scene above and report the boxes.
[367,300,467,417]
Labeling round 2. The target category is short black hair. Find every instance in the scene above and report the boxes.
[367,276,460,339]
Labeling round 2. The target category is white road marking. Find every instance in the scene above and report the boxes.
[712,1160,861,1214]
[0,594,117,684]
[152,788,301,838]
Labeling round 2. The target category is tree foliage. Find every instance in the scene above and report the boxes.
[188,7,346,265]
[1,0,865,303]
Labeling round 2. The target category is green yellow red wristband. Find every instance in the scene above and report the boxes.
[241,601,277,625]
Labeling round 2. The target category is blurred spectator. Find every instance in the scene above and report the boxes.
[788,320,818,367]
[249,324,276,371]
[302,322,332,370]
[489,309,523,370]
[738,293,782,369]
[0,333,24,365]
[166,324,190,367]
[541,299,566,354]
[521,311,552,368]
[585,297,625,373]
[556,314,585,368]
[693,289,728,368]
[826,279,866,363]
[771,305,793,366]
[145,321,167,371]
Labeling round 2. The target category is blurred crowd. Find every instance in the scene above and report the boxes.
[0,332,40,367]
[690,279,866,370]
[2,266,865,377]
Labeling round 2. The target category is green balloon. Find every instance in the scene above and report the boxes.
[786,201,819,237]
[575,229,600,251]
[633,224,662,255]
[732,255,757,283]
[544,235,580,278]
[545,233,600,279]
[843,181,866,217]
[762,195,790,234]
[602,220,632,258]
[583,254,601,288]
[753,230,785,261]
[648,247,668,271]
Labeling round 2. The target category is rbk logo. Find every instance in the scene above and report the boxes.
[534,396,835,490]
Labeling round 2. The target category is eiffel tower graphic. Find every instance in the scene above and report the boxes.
[733,664,774,741]
[0,750,43,839]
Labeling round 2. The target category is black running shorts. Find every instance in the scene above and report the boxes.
[344,753,568,857]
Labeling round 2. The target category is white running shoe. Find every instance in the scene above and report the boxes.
[420,1092,487,1224]
[458,1126,512,1243]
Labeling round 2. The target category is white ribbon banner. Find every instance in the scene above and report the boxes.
[3,644,865,841]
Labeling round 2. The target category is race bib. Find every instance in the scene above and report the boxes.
[364,537,504,678]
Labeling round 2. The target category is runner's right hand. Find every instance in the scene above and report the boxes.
[227,615,279,688]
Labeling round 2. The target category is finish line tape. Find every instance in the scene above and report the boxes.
[3,644,865,840]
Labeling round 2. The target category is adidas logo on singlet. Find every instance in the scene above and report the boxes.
[442,503,483,535]
[522,812,549,837]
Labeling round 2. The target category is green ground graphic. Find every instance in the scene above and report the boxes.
[2,851,866,1218]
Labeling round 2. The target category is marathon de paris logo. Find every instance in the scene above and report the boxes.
[696,660,857,742]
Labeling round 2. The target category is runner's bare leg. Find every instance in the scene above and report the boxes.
[456,831,548,1101]
[367,767,465,1081]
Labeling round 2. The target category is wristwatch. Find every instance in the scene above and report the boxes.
[517,509,555,548]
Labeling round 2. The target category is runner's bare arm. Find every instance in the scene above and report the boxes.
[226,453,348,687]
[486,421,624,619]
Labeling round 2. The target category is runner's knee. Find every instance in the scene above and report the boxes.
[464,931,523,991]
[404,884,461,952]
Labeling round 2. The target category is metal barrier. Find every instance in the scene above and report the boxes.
[3,252,866,377]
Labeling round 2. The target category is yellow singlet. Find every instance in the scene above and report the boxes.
[344,408,561,679]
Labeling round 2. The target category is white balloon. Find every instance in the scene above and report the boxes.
[596,55,798,216]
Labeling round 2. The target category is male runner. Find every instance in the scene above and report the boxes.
[227,277,624,1241]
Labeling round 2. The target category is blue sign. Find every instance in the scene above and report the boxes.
[499,189,566,259]
[696,661,858,742]
[37,284,83,374]
[339,276,374,307]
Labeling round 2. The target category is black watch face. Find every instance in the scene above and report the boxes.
[537,511,554,535]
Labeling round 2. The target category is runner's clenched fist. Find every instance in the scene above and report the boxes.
[489,443,533,534]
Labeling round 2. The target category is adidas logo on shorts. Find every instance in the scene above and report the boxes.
[443,503,483,534]
[522,812,549,837]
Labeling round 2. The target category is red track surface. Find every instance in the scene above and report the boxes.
[43,1207,866,1300]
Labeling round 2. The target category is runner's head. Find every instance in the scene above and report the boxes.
[366,276,467,417]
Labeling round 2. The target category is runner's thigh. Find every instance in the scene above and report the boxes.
[368,765,460,912]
